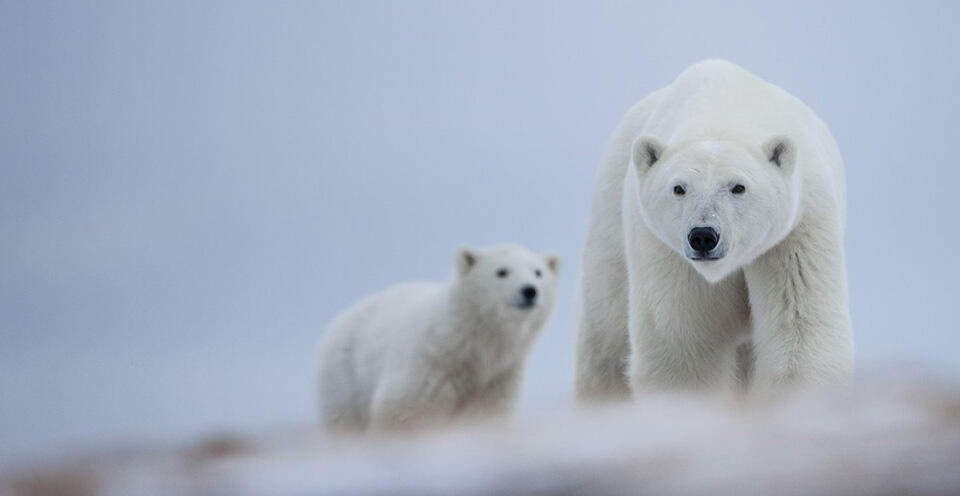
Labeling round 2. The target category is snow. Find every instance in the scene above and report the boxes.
[4,377,960,495]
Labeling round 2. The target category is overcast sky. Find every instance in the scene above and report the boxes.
[2,1,959,466]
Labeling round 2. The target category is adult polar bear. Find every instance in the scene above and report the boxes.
[576,60,853,401]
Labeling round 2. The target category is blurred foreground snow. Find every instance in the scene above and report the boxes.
[4,376,960,495]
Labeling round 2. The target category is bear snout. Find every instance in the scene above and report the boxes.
[687,227,720,257]
[517,285,538,308]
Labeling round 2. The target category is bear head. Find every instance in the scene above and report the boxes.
[455,244,560,321]
[630,136,801,283]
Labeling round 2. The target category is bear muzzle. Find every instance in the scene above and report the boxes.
[686,226,726,261]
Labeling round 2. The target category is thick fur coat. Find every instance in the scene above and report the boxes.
[576,60,853,401]
[318,244,559,431]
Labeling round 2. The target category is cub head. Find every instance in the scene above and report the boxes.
[631,136,801,283]
[455,244,560,320]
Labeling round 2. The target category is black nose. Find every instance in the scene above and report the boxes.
[688,227,719,253]
[521,285,537,302]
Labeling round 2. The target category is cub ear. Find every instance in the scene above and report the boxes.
[456,247,479,276]
[544,254,561,275]
[761,136,796,174]
[631,136,666,173]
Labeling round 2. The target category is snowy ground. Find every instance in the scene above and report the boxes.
[4,377,960,496]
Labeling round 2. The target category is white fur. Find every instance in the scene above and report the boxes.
[317,244,560,431]
[576,60,853,401]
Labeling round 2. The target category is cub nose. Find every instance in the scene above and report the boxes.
[520,285,538,303]
[688,227,719,253]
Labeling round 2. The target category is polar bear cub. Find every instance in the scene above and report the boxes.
[576,59,853,401]
[317,243,559,432]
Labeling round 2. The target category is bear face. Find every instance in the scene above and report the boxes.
[455,244,560,321]
[631,136,801,283]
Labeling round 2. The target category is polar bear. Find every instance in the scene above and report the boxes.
[576,60,853,401]
[317,244,560,431]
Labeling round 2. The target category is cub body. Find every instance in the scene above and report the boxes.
[318,244,559,431]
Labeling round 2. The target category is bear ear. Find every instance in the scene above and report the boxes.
[761,136,796,174]
[632,136,666,173]
[456,247,479,276]
[544,254,561,275]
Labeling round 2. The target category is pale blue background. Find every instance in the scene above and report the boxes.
[2,1,958,466]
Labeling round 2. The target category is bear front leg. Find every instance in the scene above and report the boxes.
[744,221,854,394]
[369,372,459,432]
[457,368,523,418]
[628,331,741,394]
[576,237,633,402]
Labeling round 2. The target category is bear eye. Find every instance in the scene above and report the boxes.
[535,269,542,278]
[496,268,509,278]
[673,185,686,196]
[731,184,746,195]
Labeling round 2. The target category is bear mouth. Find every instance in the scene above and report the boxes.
[685,244,727,262]
[513,300,537,310]
[688,254,724,262]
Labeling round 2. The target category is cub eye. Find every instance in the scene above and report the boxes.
[496,268,509,278]
[731,184,746,195]
[535,269,542,278]
[673,185,686,196]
